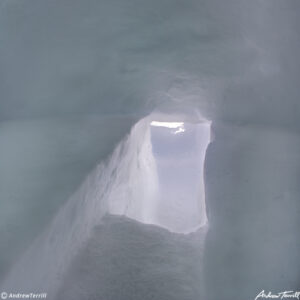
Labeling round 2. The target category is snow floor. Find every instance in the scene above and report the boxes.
[57,215,207,300]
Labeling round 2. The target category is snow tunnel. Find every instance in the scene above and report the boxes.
[108,113,211,234]
[0,113,212,296]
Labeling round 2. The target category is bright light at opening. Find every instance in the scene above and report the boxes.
[150,121,185,135]
[150,121,184,128]
[149,119,210,233]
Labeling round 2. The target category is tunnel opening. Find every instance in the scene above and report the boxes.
[106,113,211,234]
[148,118,211,233]
[1,113,211,296]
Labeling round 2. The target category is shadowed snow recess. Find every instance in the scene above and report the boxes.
[1,114,210,299]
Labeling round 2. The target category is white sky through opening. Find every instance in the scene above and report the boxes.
[149,120,210,233]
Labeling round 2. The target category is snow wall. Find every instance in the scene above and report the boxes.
[1,114,209,298]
